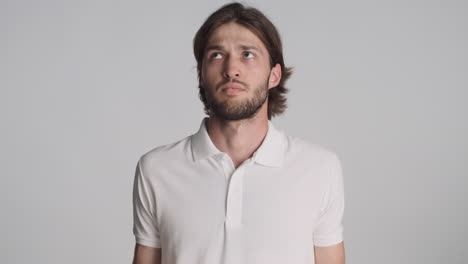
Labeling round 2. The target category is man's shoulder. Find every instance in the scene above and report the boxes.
[286,134,340,163]
[283,134,343,182]
[138,135,193,168]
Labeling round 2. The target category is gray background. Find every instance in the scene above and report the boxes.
[2,0,467,263]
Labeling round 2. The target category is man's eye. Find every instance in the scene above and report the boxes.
[243,51,254,58]
[210,52,222,59]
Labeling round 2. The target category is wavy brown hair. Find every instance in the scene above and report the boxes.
[193,2,293,120]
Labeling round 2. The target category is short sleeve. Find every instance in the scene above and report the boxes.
[313,153,345,247]
[132,158,161,248]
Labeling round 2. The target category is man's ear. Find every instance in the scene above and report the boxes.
[268,63,282,89]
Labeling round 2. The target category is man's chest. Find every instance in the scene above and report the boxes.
[154,162,327,249]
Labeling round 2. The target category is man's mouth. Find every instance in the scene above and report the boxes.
[221,84,245,94]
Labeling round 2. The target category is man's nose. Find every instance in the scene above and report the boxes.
[223,56,241,79]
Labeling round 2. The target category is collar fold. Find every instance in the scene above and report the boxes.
[191,117,287,168]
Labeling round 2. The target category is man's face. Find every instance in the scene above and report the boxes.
[200,22,281,121]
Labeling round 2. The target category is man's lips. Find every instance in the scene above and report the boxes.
[220,84,245,91]
[220,84,246,95]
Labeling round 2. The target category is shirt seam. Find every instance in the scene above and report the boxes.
[138,156,161,237]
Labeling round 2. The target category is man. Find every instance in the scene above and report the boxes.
[132,2,345,264]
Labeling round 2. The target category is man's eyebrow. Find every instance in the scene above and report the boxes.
[205,44,225,52]
[239,45,260,52]
[204,44,263,53]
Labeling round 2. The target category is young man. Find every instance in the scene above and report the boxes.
[132,3,345,264]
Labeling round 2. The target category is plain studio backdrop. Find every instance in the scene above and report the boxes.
[2,0,467,263]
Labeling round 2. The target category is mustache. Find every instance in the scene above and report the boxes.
[216,78,247,90]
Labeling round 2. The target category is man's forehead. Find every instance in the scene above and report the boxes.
[205,23,266,51]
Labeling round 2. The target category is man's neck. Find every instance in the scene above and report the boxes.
[206,109,269,169]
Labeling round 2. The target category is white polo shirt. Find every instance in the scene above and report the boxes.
[133,117,345,264]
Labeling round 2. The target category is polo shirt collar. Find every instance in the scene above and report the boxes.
[191,117,286,167]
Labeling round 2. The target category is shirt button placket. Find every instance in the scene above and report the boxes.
[225,167,244,228]
[224,159,253,228]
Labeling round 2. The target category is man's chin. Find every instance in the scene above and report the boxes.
[211,107,259,121]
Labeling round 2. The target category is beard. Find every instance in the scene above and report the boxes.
[204,79,269,121]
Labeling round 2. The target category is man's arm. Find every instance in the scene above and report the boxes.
[132,243,161,264]
[314,241,345,264]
